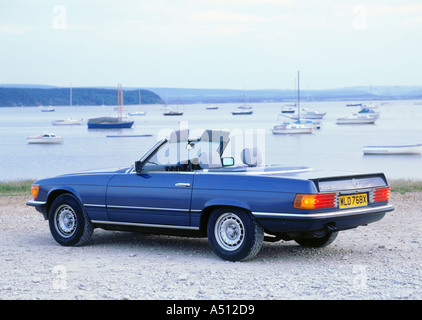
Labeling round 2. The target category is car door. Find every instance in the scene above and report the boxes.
[106,172,194,226]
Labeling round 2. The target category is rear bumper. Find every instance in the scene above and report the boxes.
[253,204,394,234]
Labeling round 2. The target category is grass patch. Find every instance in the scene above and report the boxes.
[389,178,422,194]
[0,179,35,196]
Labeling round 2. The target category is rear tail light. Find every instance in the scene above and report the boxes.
[294,193,337,210]
[371,187,391,203]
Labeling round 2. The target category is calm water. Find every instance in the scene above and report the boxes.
[1,100,422,181]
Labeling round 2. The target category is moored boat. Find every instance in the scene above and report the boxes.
[300,108,326,119]
[52,118,83,125]
[41,106,55,112]
[336,114,377,124]
[363,144,422,155]
[128,111,146,116]
[88,84,134,129]
[281,105,296,114]
[163,110,183,116]
[87,117,134,128]
[26,133,63,144]
[232,109,253,115]
[271,123,313,134]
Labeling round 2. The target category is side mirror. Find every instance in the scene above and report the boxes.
[222,157,235,167]
[135,160,144,173]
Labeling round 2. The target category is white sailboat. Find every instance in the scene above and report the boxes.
[233,88,253,115]
[271,71,314,134]
[128,90,147,116]
[52,86,83,125]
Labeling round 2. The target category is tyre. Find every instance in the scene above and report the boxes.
[294,231,339,248]
[207,207,264,261]
[48,193,93,246]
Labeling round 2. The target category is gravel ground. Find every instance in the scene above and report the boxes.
[0,193,421,300]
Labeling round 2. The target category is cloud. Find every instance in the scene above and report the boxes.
[190,10,274,23]
[368,3,422,16]
[0,24,32,35]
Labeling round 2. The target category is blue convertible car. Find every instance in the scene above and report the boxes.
[27,129,394,261]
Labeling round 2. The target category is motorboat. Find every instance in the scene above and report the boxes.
[52,118,83,125]
[336,113,377,124]
[232,109,253,115]
[41,106,55,112]
[281,105,296,114]
[363,144,422,155]
[163,110,183,116]
[26,133,63,144]
[358,107,379,119]
[300,108,326,119]
[294,118,321,130]
[128,111,146,116]
[271,122,313,134]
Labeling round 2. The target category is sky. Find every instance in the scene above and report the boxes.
[0,0,421,90]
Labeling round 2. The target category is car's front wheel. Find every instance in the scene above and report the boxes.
[207,208,264,261]
[49,193,93,246]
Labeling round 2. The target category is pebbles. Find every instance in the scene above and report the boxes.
[1,194,422,300]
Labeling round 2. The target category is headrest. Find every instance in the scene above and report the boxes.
[241,147,262,167]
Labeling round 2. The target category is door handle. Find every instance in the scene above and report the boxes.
[175,183,191,187]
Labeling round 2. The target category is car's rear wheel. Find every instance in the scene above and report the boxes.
[49,193,93,246]
[294,231,339,248]
[207,208,264,261]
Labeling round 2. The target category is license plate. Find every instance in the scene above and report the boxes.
[339,193,368,209]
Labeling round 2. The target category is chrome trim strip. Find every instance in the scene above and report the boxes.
[252,204,394,219]
[84,204,106,208]
[91,220,199,231]
[26,200,47,206]
[107,205,190,212]
[197,168,312,175]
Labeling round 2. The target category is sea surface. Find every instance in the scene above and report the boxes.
[1,100,422,181]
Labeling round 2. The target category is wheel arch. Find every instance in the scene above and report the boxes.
[45,188,83,218]
[198,200,252,236]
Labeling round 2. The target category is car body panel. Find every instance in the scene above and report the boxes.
[106,172,193,225]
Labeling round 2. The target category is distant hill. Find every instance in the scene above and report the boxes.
[0,87,164,107]
[147,86,422,104]
[0,85,421,106]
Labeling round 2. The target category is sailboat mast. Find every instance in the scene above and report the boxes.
[297,71,300,119]
[117,84,123,120]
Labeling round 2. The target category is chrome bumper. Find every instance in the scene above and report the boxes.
[252,204,394,220]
